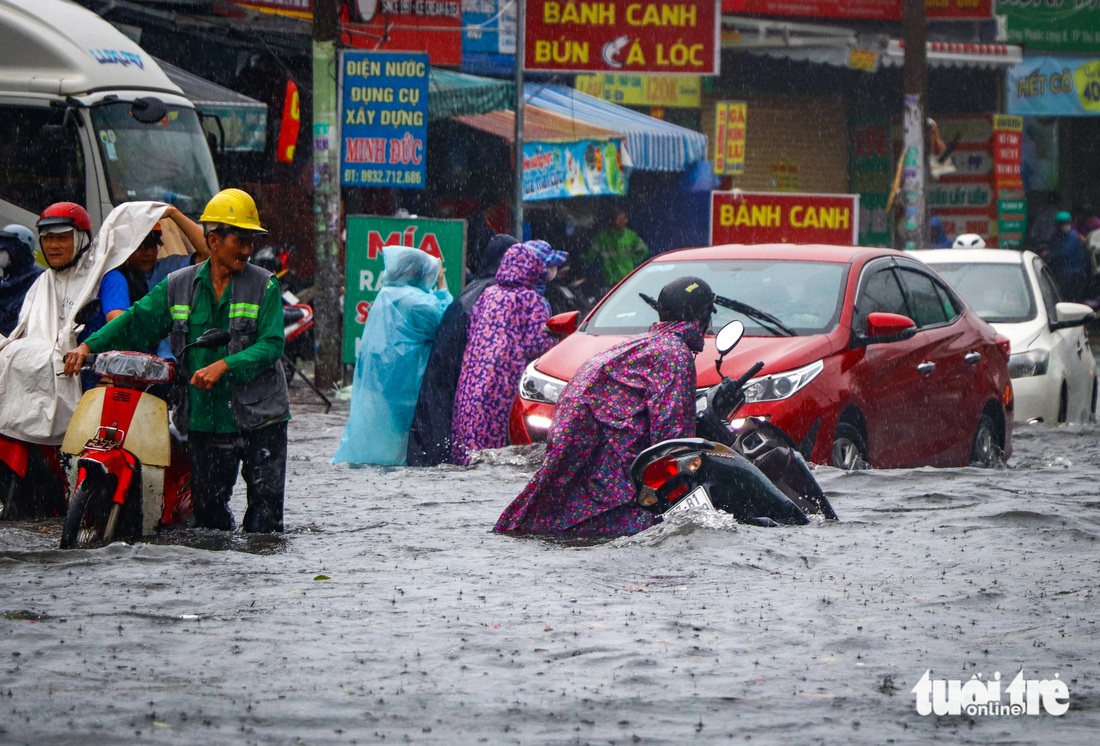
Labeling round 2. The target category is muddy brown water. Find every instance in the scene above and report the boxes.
[2,389,1099,745]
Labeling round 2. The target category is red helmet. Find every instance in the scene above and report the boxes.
[37,202,92,233]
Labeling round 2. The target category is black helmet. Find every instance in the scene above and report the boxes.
[657,276,716,323]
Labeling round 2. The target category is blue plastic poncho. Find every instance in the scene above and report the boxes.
[333,245,452,466]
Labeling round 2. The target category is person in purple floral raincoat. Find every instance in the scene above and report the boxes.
[451,242,565,465]
[494,276,716,537]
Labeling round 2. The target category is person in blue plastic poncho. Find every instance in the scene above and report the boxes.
[333,245,452,466]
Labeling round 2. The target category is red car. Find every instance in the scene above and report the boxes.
[511,244,1014,469]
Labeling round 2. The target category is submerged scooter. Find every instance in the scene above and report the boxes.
[59,327,230,549]
[631,321,838,526]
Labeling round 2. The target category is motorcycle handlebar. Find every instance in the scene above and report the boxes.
[734,361,765,388]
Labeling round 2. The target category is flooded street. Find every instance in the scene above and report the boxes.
[3,389,1100,745]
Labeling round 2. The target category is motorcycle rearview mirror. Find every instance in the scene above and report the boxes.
[190,328,231,350]
[73,299,102,327]
[713,320,745,377]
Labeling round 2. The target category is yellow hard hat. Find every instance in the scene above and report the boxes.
[199,188,267,233]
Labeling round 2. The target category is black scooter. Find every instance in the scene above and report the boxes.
[631,321,838,526]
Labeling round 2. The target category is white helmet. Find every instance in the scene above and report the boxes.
[953,233,986,249]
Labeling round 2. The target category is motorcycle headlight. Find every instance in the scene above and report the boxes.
[519,362,568,404]
[743,360,824,403]
[1007,349,1049,378]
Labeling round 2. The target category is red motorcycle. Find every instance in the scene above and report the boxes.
[59,328,229,548]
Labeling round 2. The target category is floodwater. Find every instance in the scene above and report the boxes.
[2,388,1099,745]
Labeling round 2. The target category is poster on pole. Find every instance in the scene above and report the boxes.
[713,101,746,175]
[339,51,429,189]
[343,216,467,363]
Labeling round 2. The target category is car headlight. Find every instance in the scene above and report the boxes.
[519,361,568,404]
[742,360,824,403]
[1007,349,1049,378]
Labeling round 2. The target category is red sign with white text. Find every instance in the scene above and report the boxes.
[219,1,462,66]
[711,191,860,245]
[525,0,720,75]
[721,0,992,20]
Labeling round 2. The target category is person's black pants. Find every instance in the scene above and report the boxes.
[187,422,287,532]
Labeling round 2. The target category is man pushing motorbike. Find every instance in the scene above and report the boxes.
[65,189,289,533]
[494,276,716,537]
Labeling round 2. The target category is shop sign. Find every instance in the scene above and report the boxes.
[929,182,994,211]
[937,214,994,240]
[849,118,891,247]
[220,2,462,65]
[522,140,629,201]
[343,215,466,363]
[525,0,721,75]
[997,195,1027,249]
[721,1,992,20]
[339,51,428,189]
[993,115,1023,190]
[575,74,702,107]
[463,0,517,55]
[713,101,746,175]
[1007,56,1100,116]
[710,191,860,246]
[996,0,1100,54]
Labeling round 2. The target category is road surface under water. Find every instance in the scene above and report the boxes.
[2,390,1099,745]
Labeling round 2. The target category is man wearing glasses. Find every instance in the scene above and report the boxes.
[64,189,290,534]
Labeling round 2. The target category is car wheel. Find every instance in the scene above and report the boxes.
[831,423,869,470]
[970,413,1003,468]
[1057,382,1068,424]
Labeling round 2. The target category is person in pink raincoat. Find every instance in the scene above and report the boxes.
[450,242,566,465]
[494,276,716,537]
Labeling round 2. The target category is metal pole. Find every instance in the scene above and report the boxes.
[312,0,342,388]
[900,0,928,250]
[513,0,525,240]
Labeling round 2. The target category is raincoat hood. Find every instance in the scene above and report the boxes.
[381,245,440,292]
[650,319,706,353]
[472,233,518,280]
[0,201,167,444]
[0,231,39,283]
[495,245,544,290]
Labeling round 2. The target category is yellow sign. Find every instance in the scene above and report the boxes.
[574,74,701,108]
[713,101,746,176]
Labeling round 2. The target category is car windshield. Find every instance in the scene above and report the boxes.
[582,258,849,336]
[90,101,219,217]
[925,262,1036,323]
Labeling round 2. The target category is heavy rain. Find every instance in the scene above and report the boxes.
[2,384,1099,744]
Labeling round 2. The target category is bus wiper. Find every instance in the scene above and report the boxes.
[714,294,797,336]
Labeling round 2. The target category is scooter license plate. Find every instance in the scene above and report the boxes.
[665,486,715,517]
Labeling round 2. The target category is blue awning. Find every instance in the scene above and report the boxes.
[524,83,708,173]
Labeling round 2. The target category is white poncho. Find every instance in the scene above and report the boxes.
[0,202,168,444]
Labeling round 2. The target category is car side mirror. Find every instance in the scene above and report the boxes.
[1051,301,1095,330]
[858,312,917,346]
[546,311,579,336]
[131,96,168,124]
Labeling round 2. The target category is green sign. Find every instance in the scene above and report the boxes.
[849,118,892,247]
[343,215,467,364]
[996,1,1100,53]
[998,196,1027,249]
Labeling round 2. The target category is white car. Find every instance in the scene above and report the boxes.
[915,249,1097,424]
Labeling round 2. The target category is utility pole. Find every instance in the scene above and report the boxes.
[313,0,342,388]
[899,0,928,250]
[513,0,525,240]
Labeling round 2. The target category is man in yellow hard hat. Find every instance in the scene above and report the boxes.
[64,188,290,533]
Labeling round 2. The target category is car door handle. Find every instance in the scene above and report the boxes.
[917,362,936,375]
[964,352,982,364]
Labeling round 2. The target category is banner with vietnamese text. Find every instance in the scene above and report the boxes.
[343,216,467,363]
[1007,56,1100,117]
[340,51,428,189]
[710,191,860,246]
[522,140,629,201]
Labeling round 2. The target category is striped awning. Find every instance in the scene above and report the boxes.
[453,106,624,144]
[428,68,514,121]
[523,83,708,172]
